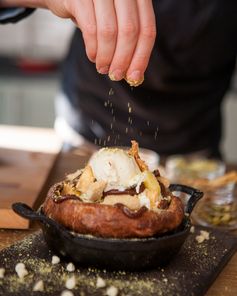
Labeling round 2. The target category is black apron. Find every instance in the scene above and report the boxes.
[61,0,237,157]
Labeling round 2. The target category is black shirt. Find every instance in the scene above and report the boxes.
[64,1,236,156]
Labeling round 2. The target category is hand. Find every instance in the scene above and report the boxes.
[47,0,157,86]
[2,0,157,86]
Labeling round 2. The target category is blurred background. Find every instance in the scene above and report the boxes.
[0,10,237,162]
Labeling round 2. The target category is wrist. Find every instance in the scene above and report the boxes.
[0,0,47,8]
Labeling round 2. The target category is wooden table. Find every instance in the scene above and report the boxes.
[0,152,236,296]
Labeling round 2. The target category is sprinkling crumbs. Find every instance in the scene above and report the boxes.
[106,285,118,296]
[65,275,76,290]
[109,88,114,96]
[0,267,5,278]
[33,280,44,291]
[61,290,74,296]
[52,255,60,265]
[96,276,106,288]
[66,263,75,272]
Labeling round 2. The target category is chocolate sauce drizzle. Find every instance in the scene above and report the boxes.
[153,169,161,177]
[53,195,81,203]
[115,203,148,218]
[103,183,145,197]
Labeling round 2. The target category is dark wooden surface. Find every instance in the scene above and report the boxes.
[0,152,237,295]
[0,227,237,296]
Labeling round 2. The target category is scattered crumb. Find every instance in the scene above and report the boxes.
[33,280,44,292]
[96,276,106,288]
[15,263,28,279]
[0,267,5,278]
[106,285,118,296]
[52,255,60,265]
[195,235,205,244]
[61,290,74,296]
[200,230,210,240]
[195,230,210,244]
[15,263,25,272]
[163,278,168,283]
[66,263,75,272]
[109,88,114,96]
[190,226,195,233]
[65,275,76,290]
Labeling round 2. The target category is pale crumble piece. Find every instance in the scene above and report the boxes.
[195,235,205,244]
[200,230,210,240]
[33,280,44,292]
[195,230,210,244]
[96,276,106,288]
[82,180,107,202]
[15,262,25,272]
[66,263,75,272]
[106,285,119,296]
[76,165,95,193]
[15,263,28,279]
[52,255,60,265]
[0,268,5,278]
[61,290,74,296]
[190,226,195,233]
[65,275,76,290]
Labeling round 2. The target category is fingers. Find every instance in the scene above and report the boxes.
[93,0,117,74]
[70,0,97,62]
[126,0,157,86]
[109,0,139,81]
[69,0,156,86]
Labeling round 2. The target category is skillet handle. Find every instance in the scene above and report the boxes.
[12,202,47,222]
[169,184,203,215]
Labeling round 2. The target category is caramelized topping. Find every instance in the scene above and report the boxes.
[128,140,148,171]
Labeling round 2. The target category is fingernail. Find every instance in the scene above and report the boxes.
[98,66,109,74]
[126,70,144,87]
[109,69,124,81]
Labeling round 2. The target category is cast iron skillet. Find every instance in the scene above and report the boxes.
[12,184,203,271]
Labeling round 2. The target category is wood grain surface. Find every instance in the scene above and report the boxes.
[0,148,58,229]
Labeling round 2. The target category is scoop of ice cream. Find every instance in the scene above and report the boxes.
[89,148,142,191]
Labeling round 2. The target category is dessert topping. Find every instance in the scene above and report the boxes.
[96,276,106,288]
[76,165,95,193]
[52,255,60,265]
[61,291,74,296]
[106,285,118,296]
[65,275,76,290]
[66,263,75,272]
[128,140,148,171]
[0,268,5,278]
[103,194,141,211]
[15,263,28,279]
[33,280,44,292]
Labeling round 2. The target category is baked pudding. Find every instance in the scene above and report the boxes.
[43,141,184,238]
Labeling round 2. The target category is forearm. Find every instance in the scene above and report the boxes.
[0,0,46,8]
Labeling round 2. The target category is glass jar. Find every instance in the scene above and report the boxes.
[165,156,237,230]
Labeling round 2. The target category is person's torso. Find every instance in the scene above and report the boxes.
[61,0,237,156]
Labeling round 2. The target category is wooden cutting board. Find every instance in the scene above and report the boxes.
[0,148,58,229]
[0,226,236,295]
